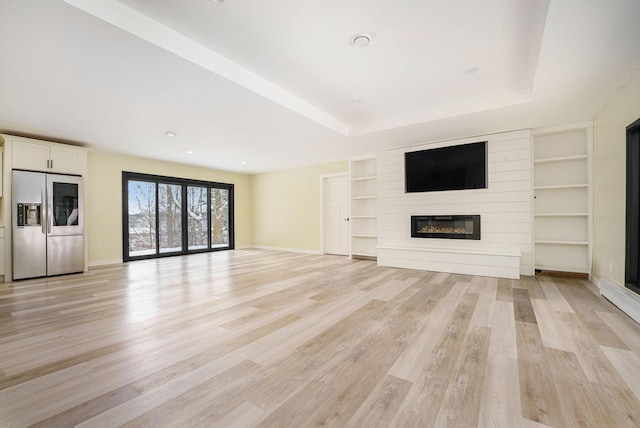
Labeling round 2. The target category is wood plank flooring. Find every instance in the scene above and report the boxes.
[1,249,640,427]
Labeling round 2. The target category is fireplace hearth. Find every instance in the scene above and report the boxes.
[411,215,481,240]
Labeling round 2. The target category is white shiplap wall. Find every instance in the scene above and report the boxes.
[377,129,533,276]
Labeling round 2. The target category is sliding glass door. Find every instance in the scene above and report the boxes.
[123,172,234,261]
[211,188,230,247]
[187,186,208,251]
[127,180,157,257]
[159,183,182,254]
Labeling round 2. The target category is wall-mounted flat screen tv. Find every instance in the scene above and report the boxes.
[405,141,487,193]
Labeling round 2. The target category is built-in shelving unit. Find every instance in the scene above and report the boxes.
[533,123,593,274]
[349,155,377,259]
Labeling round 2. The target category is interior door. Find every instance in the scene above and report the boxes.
[322,174,349,255]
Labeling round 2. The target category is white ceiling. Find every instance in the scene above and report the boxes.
[1,0,639,173]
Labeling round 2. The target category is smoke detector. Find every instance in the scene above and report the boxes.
[351,34,371,48]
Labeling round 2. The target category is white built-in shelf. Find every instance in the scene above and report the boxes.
[533,124,592,275]
[534,184,588,190]
[535,265,588,273]
[534,212,588,217]
[350,155,377,260]
[535,240,589,246]
[534,154,588,164]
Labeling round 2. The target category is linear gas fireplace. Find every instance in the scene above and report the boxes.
[411,215,481,240]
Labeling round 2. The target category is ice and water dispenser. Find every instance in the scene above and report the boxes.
[16,203,42,227]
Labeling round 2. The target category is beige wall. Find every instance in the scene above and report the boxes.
[84,76,640,273]
[87,150,251,265]
[593,71,640,284]
[250,161,348,252]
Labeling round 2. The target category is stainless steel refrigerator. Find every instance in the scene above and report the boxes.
[12,170,84,280]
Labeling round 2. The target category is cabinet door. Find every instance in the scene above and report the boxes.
[0,150,3,197]
[12,140,49,171]
[49,144,83,175]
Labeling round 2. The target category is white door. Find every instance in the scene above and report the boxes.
[322,174,349,255]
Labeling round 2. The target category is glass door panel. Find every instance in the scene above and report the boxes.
[187,186,208,250]
[47,174,84,236]
[159,183,182,253]
[52,182,78,226]
[128,180,157,257]
[211,188,229,247]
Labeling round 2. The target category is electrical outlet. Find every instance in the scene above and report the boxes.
[609,261,613,272]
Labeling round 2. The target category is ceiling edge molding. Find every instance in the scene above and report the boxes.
[350,86,535,136]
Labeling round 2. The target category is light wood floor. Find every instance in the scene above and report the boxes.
[2,249,640,427]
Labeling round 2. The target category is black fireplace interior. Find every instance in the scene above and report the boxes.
[411,215,480,240]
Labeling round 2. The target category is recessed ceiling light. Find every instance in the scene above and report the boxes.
[240,161,247,165]
[186,150,193,155]
[165,131,177,137]
[210,0,224,3]
[465,67,480,75]
[351,34,371,48]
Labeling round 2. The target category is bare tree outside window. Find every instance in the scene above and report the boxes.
[159,183,182,253]
[187,186,208,250]
[128,180,156,256]
[211,188,229,247]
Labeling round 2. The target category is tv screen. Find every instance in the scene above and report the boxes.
[405,141,487,193]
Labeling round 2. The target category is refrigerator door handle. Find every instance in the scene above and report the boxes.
[41,189,46,234]
[47,187,52,234]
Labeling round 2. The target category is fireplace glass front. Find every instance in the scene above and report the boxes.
[411,215,480,240]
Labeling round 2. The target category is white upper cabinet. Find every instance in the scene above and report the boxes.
[49,143,85,175]
[11,140,49,172]
[8,136,87,176]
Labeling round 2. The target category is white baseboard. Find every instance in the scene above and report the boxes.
[250,246,322,255]
[600,279,640,325]
[87,247,322,268]
[89,259,123,268]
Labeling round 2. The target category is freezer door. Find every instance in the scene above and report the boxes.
[47,174,84,236]
[12,170,47,280]
[13,225,47,279]
[47,235,84,276]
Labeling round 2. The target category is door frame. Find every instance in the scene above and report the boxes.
[122,171,234,262]
[320,172,349,256]
[626,117,640,294]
